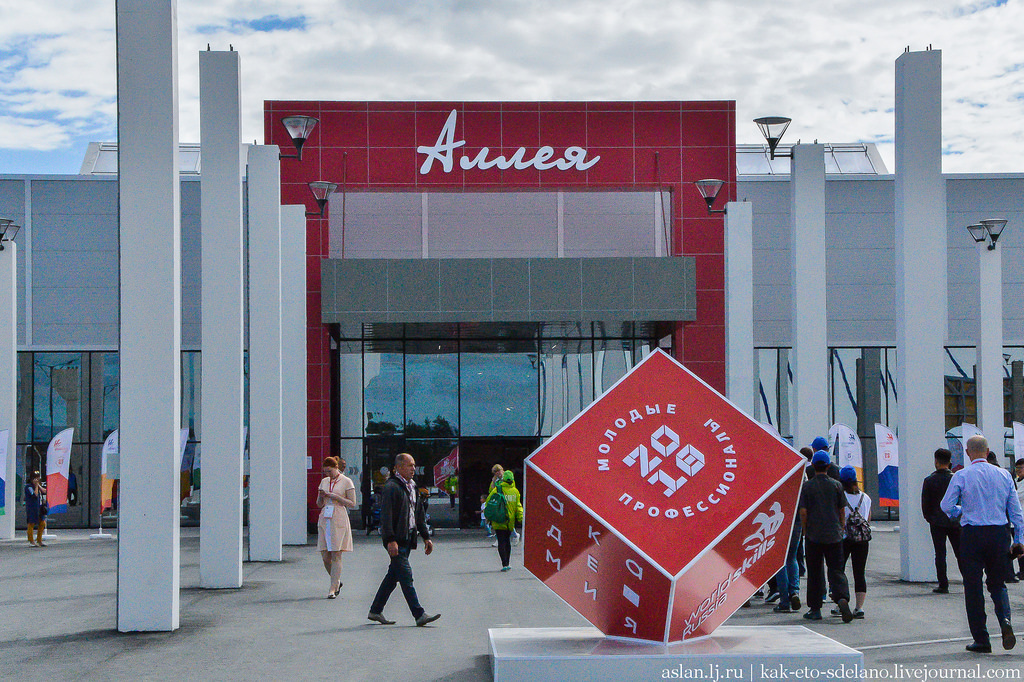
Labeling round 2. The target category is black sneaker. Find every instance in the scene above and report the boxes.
[803,609,822,621]
[773,605,793,613]
[965,641,992,654]
[765,591,780,603]
[790,594,801,610]
[932,586,949,594]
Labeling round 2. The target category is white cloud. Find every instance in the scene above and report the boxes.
[1,0,1023,173]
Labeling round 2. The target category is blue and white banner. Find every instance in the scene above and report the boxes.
[874,423,899,507]
[0,428,8,516]
[960,422,984,468]
[829,423,863,483]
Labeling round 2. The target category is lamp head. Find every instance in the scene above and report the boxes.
[967,223,988,243]
[307,181,338,217]
[694,179,725,213]
[280,115,319,160]
[980,218,1007,243]
[753,116,792,160]
[0,219,20,250]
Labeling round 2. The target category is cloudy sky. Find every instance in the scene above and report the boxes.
[1,0,1023,175]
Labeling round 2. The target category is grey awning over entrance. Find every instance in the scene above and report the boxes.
[320,257,695,325]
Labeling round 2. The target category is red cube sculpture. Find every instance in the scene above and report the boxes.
[524,350,805,642]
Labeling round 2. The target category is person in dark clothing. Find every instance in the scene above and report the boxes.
[922,448,961,593]
[367,453,440,627]
[805,436,841,482]
[800,450,853,623]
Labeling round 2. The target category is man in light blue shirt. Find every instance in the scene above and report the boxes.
[941,435,1024,653]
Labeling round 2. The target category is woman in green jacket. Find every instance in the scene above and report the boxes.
[488,470,524,571]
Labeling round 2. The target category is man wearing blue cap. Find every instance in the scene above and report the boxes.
[799,449,853,622]
[805,436,841,482]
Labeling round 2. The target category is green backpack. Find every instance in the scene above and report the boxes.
[484,484,509,524]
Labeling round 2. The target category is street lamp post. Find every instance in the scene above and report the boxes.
[969,219,1009,461]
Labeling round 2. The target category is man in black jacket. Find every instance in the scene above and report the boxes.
[922,448,961,594]
[367,453,440,626]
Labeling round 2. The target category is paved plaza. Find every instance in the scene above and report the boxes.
[2,522,1022,681]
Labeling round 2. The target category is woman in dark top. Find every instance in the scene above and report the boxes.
[24,472,47,547]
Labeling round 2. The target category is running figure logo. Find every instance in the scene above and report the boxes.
[742,502,785,553]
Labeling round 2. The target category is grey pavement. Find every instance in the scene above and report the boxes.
[2,522,1023,681]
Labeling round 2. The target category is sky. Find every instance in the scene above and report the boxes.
[1,0,1023,176]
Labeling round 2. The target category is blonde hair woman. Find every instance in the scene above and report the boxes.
[317,456,357,598]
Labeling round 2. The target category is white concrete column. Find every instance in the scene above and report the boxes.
[725,201,755,415]
[0,242,16,540]
[895,49,946,582]
[977,242,1004,459]
[115,0,181,631]
[247,145,283,561]
[199,50,245,587]
[790,145,828,450]
[281,204,308,545]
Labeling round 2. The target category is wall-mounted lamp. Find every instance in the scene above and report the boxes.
[694,179,726,215]
[0,218,21,250]
[280,115,319,161]
[967,218,1008,250]
[753,116,792,160]
[306,181,338,217]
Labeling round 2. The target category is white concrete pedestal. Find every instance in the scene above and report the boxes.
[489,626,862,682]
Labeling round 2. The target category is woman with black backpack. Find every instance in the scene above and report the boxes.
[838,465,872,620]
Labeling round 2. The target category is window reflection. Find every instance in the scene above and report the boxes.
[461,344,538,437]
[364,342,404,436]
[540,339,593,436]
[406,341,459,437]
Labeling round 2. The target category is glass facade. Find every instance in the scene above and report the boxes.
[12,350,248,530]
[340,323,665,526]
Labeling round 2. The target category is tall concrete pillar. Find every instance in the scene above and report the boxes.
[725,202,755,415]
[0,242,16,540]
[977,243,1004,459]
[199,50,245,587]
[281,204,308,545]
[790,145,828,450]
[895,49,946,581]
[247,145,283,561]
[115,0,181,631]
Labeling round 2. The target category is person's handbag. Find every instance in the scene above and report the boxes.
[484,484,509,524]
[845,494,872,542]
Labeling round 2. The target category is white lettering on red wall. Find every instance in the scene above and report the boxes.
[417,109,601,174]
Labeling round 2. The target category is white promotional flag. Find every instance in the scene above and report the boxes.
[179,428,189,468]
[0,429,8,517]
[46,427,75,514]
[100,430,119,512]
[874,423,899,507]
[961,423,985,468]
[1014,422,1024,466]
[828,423,863,482]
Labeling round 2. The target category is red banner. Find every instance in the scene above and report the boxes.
[433,446,458,488]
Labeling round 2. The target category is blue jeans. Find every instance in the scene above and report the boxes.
[774,529,801,608]
[369,541,424,619]
[960,525,1012,645]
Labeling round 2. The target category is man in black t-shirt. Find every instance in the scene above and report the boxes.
[799,450,853,622]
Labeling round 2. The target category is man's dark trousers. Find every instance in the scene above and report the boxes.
[930,524,961,590]
[370,532,424,619]
[805,539,850,609]
[960,525,1012,646]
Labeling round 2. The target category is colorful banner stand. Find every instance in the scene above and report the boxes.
[1013,422,1024,466]
[46,428,74,515]
[0,428,8,516]
[960,423,984,468]
[91,429,118,539]
[874,423,899,507]
[828,423,863,484]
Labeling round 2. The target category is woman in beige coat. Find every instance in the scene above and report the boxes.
[317,456,357,598]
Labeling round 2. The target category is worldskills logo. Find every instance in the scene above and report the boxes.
[741,502,784,555]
